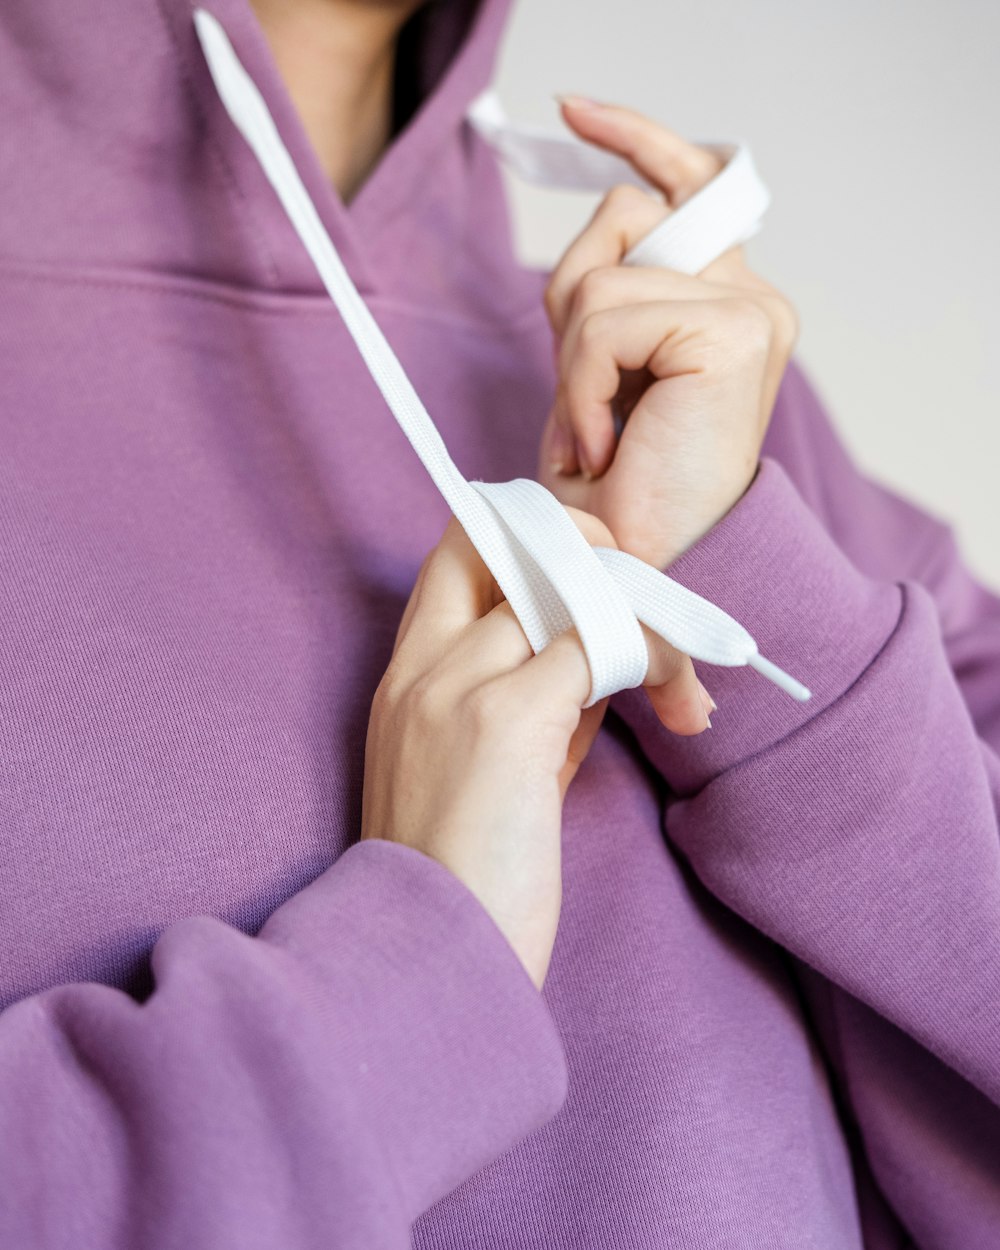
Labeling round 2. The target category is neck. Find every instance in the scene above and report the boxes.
[249,0,413,205]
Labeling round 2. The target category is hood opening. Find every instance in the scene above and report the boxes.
[0,0,516,300]
[393,0,481,138]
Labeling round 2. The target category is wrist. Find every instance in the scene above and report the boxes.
[610,454,902,796]
[633,458,762,570]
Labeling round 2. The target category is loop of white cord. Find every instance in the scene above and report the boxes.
[464,88,771,274]
[192,8,811,708]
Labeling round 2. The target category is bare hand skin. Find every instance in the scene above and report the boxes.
[362,100,800,990]
[361,509,621,991]
[249,0,426,202]
[538,97,799,729]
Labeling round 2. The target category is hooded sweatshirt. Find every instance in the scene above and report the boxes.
[1,0,999,1246]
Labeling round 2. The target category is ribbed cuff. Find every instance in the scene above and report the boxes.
[609,455,904,797]
[259,837,569,1219]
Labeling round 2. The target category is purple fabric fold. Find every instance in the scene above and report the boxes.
[2,0,999,1242]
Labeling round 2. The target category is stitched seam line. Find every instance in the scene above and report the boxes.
[0,259,548,338]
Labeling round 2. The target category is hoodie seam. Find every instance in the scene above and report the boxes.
[0,259,548,338]
[152,0,282,288]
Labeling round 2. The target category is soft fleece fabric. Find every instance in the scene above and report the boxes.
[1,0,999,1245]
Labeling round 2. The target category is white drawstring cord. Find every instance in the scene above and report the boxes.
[464,88,771,275]
[192,8,811,708]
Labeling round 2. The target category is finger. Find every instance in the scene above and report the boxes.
[560,298,735,478]
[559,269,794,439]
[541,399,583,480]
[556,696,609,801]
[550,264,779,477]
[438,596,535,688]
[563,263,738,319]
[560,501,620,549]
[644,652,715,735]
[390,529,440,661]
[543,173,754,341]
[635,618,714,734]
[392,514,502,672]
[551,267,730,476]
[430,504,619,689]
[504,615,712,739]
[558,98,723,208]
[502,622,594,720]
[556,265,739,394]
[544,183,669,338]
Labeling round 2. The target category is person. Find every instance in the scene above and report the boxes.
[0,0,997,1246]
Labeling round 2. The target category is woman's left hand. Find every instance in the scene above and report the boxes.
[538,97,799,573]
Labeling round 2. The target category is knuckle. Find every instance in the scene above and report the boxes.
[733,277,800,357]
[423,514,462,565]
[577,307,610,352]
[399,670,450,731]
[462,680,513,735]
[604,181,649,213]
[574,264,615,311]
[371,665,405,720]
[726,296,775,352]
[601,182,667,241]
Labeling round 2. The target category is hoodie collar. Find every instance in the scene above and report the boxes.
[158,0,514,295]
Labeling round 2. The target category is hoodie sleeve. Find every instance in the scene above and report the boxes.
[608,358,1000,1240]
[0,837,568,1249]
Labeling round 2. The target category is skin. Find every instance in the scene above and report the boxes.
[538,98,798,734]
[361,508,617,990]
[252,4,798,988]
[248,0,424,202]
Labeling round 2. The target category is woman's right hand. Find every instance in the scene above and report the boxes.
[360,510,625,990]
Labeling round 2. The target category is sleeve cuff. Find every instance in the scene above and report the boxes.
[257,837,569,1220]
[610,454,905,796]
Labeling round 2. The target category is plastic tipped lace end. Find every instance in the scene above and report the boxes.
[746,652,812,702]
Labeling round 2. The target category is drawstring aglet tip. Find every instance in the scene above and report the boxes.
[746,651,812,702]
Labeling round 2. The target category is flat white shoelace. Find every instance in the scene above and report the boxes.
[463,88,772,275]
[193,9,812,708]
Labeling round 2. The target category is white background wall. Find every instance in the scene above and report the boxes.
[492,0,1000,588]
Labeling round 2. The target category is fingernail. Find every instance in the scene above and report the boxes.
[696,678,717,718]
[555,94,604,111]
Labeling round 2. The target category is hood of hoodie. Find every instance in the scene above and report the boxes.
[0,0,526,312]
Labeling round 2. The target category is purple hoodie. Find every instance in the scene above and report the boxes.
[2,0,999,1245]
